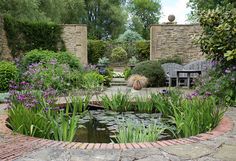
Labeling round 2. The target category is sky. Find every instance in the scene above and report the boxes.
[160,0,191,24]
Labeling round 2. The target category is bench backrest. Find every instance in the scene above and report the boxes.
[183,60,210,76]
[161,63,184,77]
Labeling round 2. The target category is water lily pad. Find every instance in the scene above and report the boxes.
[105,111,118,115]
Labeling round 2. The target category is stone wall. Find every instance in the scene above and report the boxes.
[0,16,12,60]
[0,16,88,64]
[61,24,87,64]
[150,24,205,64]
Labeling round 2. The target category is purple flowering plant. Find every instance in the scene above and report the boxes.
[22,60,72,92]
[9,80,57,110]
[194,65,236,105]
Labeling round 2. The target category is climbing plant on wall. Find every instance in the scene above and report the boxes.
[3,16,65,57]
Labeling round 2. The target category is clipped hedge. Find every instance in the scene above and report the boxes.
[88,40,108,64]
[3,16,65,57]
[131,60,165,87]
[21,49,82,70]
[88,40,150,64]
[0,61,18,91]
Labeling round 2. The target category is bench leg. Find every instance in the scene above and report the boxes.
[176,75,179,87]
[187,73,191,88]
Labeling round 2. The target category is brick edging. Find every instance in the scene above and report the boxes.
[0,114,233,153]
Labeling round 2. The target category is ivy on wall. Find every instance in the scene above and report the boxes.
[3,16,65,57]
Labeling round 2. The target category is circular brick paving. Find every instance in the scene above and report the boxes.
[0,110,233,160]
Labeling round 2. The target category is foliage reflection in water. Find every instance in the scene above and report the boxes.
[73,109,170,143]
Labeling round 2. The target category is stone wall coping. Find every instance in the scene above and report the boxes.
[61,24,87,27]
[150,24,200,27]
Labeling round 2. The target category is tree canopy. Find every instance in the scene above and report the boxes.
[128,0,161,39]
[187,0,236,22]
[0,0,162,40]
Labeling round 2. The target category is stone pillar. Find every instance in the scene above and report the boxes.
[61,24,88,65]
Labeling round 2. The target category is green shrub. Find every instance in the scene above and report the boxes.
[132,60,165,87]
[128,56,138,65]
[88,40,108,64]
[98,57,109,66]
[21,49,82,70]
[23,62,73,92]
[55,51,82,70]
[195,67,236,106]
[3,16,65,57]
[87,40,150,64]
[123,67,132,80]
[0,92,9,103]
[117,30,143,42]
[65,71,83,89]
[135,41,150,61]
[82,72,104,90]
[159,55,183,64]
[197,5,236,67]
[102,67,113,86]
[0,61,18,91]
[111,47,127,63]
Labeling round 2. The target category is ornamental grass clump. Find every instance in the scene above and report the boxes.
[127,74,148,88]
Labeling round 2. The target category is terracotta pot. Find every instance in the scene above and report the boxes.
[133,80,142,90]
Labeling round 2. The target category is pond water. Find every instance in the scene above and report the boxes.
[74,109,165,143]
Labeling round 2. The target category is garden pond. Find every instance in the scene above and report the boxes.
[75,108,169,143]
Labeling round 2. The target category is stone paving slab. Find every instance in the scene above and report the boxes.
[213,144,236,161]
[161,143,214,159]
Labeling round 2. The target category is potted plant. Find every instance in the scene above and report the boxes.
[128,56,138,69]
[97,57,109,67]
[97,57,109,74]
[127,74,148,90]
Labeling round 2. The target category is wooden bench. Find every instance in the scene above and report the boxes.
[162,60,210,87]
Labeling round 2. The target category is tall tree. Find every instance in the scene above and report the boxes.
[0,0,48,22]
[0,0,128,39]
[61,0,86,24]
[84,0,127,39]
[128,0,161,39]
[38,0,66,23]
[187,0,236,22]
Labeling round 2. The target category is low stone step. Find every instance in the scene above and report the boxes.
[112,78,125,82]
[111,80,126,83]
[110,82,127,86]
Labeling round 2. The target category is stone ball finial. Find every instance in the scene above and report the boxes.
[168,15,175,22]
